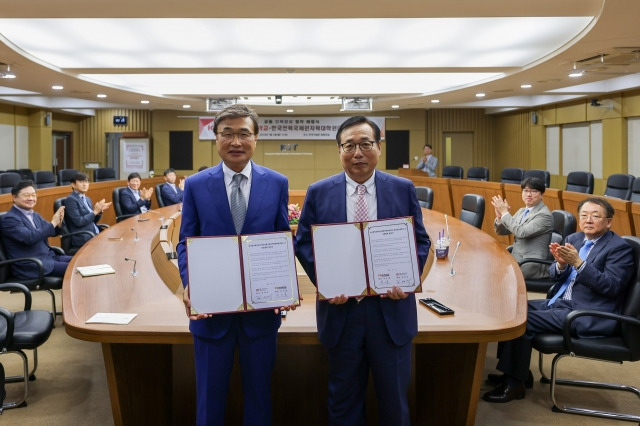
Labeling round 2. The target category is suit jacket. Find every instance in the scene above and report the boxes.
[119,187,151,215]
[161,183,183,206]
[177,161,290,340]
[295,171,431,348]
[65,191,101,248]
[0,205,61,279]
[417,155,438,177]
[495,202,553,279]
[548,230,633,337]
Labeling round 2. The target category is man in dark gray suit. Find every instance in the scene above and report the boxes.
[492,177,554,278]
[65,173,111,250]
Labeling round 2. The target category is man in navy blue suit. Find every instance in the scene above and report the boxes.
[160,168,184,206]
[295,116,431,425]
[177,104,293,426]
[64,172,111,250]
[0,180,72,280]
[483,197,634,403]
[119,172,153,215]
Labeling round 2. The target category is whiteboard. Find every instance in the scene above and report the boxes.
[119,138,150,180]
[546,126,559,175]
[562,123,590,176]
[629,117,640,177]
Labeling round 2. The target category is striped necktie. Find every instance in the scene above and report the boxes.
[230,173,246,234]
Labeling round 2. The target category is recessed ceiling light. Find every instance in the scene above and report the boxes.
[476,93,485,98]
[286,109,294,113]
[140,100,150,104]
[52,85,63,90]
[183,104,191,109]
[431,99,440,103]
[97,93,107,98]
[391,105,400,109]
[569,70,584,78]
[521,84,532,88]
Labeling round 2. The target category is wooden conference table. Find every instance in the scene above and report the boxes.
[63,204,526,426]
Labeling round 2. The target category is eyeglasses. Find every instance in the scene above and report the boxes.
[340,140,377,153]
[217,131,255,142]
[579,214,608,221]
[522,189,540,195]
[19,192,37,199]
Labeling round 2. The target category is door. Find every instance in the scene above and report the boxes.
[442,132,474,175]
[52,132,73,173]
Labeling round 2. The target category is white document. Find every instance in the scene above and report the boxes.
[86,313,137,325]
[76,264,116,277]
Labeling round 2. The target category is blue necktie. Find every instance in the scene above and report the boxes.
[548,240,594,306]
[519,208,530,224]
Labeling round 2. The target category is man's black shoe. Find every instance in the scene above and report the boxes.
[486,370,533,389]
[482,381,526,403]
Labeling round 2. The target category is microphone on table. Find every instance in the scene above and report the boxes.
[449,241,461,277]
[125,257,138,276]
[146,209,165,223]
[131,228,139,242]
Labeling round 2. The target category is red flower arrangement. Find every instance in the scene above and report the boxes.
[288,203,301,224]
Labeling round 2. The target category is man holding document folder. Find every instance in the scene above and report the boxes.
[296,116,431,425]
[177,104,292,426]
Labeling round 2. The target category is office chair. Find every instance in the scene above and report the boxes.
[414,186,433,209]
[93,167,116,182]
[458,194,484,229]
[56,168,78,186]
[466,167,489,181]
[630,177,640,202]
[500,168,525,184]
[523,169,550,187]
[52,198,107,255]
[112,187,138,222]
[565,171,594,194]
[531,236,640,422]
[18,169,34,181]
[0,283,55,410]
[32,171,56,188]
[0,172,21,194]
[603,173,634,200]
[442,166,464,179]
[518,210,577,293]
[155,183,166,208]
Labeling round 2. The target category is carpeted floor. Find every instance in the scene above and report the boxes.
[2,290,639,425]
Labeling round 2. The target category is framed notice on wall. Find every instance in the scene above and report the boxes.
[119,138,150,179]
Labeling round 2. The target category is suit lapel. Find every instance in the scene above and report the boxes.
[205,164,234,226]
[375,172,392,219]
[245,162,267,227]
[585,230,612,262]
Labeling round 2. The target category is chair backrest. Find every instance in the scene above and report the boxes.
[466,167,489,181]
[33,170,57,188]
[630,177,640,203]
[93,167,116,182]
[112,187,126,218]
[620,236,640,358]
[18,168,34,181]
[551,210,577,244]
[523,169,550,187]
[565,171,594,194]
[414,186,433,209]
[57,168,78,186]
[0,172,21,194]
[53,197,73,253]
[0,211,13,283]
[156,183,166,208]
[500,167,524,184]
[442,166,464,179]
[459,194,485,229]
[604,173,635,200]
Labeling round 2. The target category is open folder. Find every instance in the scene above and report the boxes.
[311,217,421,300]
[186,231,300,315]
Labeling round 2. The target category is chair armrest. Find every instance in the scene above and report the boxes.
[562,309,640,352]
[0,282,32,311]
[50,246,66,256]
[60,230,97,241]
[0,306,15,350]
[0,256,45,282]
[116,214,138,223]
[98,224,110,231]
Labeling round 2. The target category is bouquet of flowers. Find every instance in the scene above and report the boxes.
[288,203,301,225]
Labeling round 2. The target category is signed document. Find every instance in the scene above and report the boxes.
[312,217,421,299]
[186,231,300,315]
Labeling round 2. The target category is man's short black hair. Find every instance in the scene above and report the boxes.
[213,104,260,135]
[70,172,89,183]
[197,166,208,172]
[521,177,546,194]
[578,197,615,218]
[335,116,381,145]
[11,180,35,196]
[164,168,175,176]
[128,172,142,181]
[424,144,432,150]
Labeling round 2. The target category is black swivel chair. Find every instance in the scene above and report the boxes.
[565,171,594,194]
[0,283,54,410]
[155,183,166,208]
[466,167,489,181]
[414,186,433,209]
[112,187,138,222]
[523,169,550,187]
[531,236,640,422]
[32,171,56,188]
[631,177,640,203]
[442,166,464,179]
[500,168,525,184]
[18,169,34,181]
[93,167,116,182]
[518,210,577,293]
[0,172,22,194]
[56,168,78,186]
[458,194,484,229]
[603,173,635,200]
